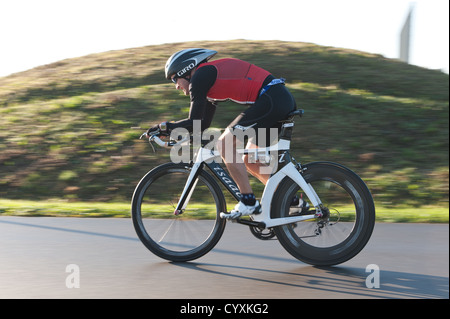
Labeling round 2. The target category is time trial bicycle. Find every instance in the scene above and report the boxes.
[131,109,375,266]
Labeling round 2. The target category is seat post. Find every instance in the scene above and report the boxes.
[279,122,294,141]
[278,109,303,141]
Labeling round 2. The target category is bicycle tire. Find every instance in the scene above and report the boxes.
[132,163,227,262]
[272,162,375,266]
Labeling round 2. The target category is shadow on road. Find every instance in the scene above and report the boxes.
[0,217,139,242]
[171,261,449,299]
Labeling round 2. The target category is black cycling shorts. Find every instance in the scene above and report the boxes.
[228,83,297,147]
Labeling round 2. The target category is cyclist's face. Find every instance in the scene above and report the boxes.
[172,76,190,95]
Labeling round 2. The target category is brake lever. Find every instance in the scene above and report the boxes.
[139,132,147,140]
[148,139,157,153]
[140,132,157,153]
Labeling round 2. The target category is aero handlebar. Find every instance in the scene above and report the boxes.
[140,132,189,149]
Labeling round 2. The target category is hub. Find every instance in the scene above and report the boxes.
[315,205,330,219]
[173,209,183,216]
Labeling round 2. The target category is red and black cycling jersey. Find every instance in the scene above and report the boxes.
[197,58,271,104]
[167,58,274,133]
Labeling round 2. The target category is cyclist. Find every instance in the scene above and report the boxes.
[147,48,297,219]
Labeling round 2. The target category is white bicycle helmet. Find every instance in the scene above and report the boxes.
[165,48,217,80]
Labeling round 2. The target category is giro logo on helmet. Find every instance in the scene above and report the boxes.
[177,62,195,77]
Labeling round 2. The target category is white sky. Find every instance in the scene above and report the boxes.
[0,0,448,77]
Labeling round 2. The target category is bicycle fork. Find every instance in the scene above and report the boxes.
[173,147,223,215]
[173,161,203,216]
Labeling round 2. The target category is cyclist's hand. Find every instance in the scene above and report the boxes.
[146,121,170,138]
[146,124,161,136]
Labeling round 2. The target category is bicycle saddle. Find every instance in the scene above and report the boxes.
[280,109,304,122]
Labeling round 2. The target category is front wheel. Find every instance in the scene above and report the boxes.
[132,163,227,262]
[272,162,375,266]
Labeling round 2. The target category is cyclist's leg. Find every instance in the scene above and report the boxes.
[218,84,297,217]
[217,100,271,196]
[217,128,253,193]
[231,84,297,184]
[217,129,261,218]
[243,142,271,184]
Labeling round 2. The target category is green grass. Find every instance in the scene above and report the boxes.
[0,40,448,220]
[0,199,447,223]
[0,199,131,218]
[374,205,449,223]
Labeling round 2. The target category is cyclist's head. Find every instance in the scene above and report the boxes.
[165,48,217,81]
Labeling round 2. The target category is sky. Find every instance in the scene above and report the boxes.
[0,0,448,78]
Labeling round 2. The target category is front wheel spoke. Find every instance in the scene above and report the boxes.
[157,218,176,243]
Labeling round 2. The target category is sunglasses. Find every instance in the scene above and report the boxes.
[171,75,191,84]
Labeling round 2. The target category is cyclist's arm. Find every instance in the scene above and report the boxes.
[167,65,217,133]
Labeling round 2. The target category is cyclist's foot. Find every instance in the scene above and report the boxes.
[220,201,261,220]
[289,195,310,216]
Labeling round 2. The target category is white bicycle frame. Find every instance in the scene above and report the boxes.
[149,122,324,229]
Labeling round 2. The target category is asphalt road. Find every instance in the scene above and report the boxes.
[0,216,448,299]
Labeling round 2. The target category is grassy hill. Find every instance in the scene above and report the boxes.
[0,40,448,214]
